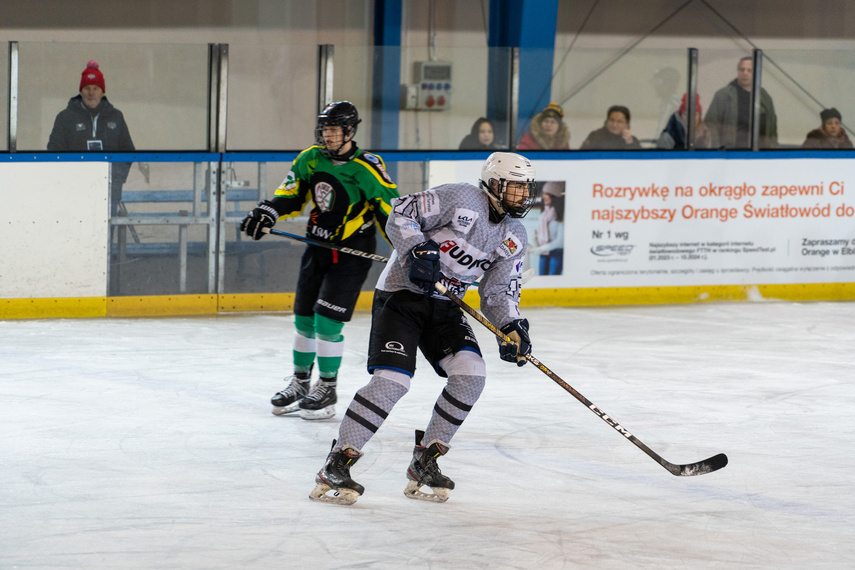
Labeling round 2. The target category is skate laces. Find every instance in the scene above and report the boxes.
[278,375,309,398]
[305,381,334,403]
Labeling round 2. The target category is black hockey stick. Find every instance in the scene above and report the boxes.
[263,227,391,263]
[434,281,728,477]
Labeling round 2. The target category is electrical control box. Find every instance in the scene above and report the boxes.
[406,61,452,111]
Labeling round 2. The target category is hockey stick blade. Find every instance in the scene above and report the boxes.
[435,282,728,477]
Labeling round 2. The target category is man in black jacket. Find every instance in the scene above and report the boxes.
[48,60,146,214]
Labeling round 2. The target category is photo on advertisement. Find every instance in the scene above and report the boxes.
[524,180,566,276]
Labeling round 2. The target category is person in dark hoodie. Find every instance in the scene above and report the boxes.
[802,108,853,149]
[581,105,642,150]
[459,117,501,150]
[48,60,147,213]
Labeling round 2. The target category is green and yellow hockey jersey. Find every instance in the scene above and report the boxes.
[270,146,399,244]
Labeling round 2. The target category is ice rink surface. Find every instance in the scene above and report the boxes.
[2,300,854,569]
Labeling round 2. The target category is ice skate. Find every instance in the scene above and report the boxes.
[270,374,310,416]
[404,430,455,503]
[299,380,336,420]
[309,440,364,505]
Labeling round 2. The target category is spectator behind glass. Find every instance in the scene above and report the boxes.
[517,102,570,150]
[657,93,712,149]
[802,108,853,149]
[47,60,148,214]
[459,117,501,150]
[581,105,642,150]
[704,56,778,149]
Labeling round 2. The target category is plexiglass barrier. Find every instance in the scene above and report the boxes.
[14,42,208,151]
[104,155,429,297]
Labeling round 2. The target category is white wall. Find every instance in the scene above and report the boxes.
[0,162,109,298]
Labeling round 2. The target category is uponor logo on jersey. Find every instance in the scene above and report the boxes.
[439,239,493,271]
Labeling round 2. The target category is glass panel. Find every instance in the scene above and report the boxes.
[550,46,692,150]
[16,42,208,152]
[759,48,855,150]
[328,45,512,151]
[110,161,216,296]
[225,44,319,150]
[1,44,7,151]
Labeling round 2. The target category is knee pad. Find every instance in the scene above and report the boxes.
[438,350,486,378]
[373,368,412,391]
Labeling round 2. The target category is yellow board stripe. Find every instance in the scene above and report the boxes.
[107,295,219,317]
[2,283,854,319]
[1,297,107,319]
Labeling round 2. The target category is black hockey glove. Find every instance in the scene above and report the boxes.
[409,239,441,293]
[498,319,531,367]
[240,200,278,240]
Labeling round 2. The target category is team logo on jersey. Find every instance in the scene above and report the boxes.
[282,171,298,191]
[501,237,519,255]
[314,181,335,212]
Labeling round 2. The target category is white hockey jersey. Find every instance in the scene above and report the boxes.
[376,182,528,328]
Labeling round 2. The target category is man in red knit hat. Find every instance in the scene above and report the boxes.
[48,60,147,214]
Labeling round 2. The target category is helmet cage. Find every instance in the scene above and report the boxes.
[315,101,361,158]
[481,178,538,219]
[479,152,538,220]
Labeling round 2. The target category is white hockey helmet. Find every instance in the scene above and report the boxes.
[479,152,538,222]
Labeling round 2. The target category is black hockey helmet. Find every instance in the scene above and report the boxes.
[315,101,361,159]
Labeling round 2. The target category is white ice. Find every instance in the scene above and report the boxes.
[2,301,854,569]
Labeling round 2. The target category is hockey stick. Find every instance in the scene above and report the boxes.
[261,227,535,284]
[434,281,728,477]
[264,227,391,263]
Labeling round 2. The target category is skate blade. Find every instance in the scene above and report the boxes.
[308,482,360,505]
[403,480,450,503]
[299,405,335,420]
[271,404,300,416]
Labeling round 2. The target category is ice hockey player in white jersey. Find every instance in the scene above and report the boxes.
[309,152,539,505]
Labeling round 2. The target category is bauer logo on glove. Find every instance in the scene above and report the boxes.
[240,200,279,240]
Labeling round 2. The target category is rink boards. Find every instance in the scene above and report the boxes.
[3,153,855,318]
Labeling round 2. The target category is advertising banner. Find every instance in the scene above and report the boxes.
[439,158,855,289]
